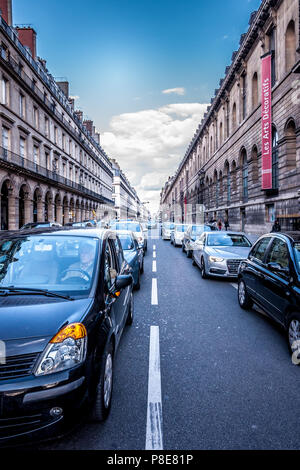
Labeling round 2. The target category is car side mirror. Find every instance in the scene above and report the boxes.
[115,274,133,291]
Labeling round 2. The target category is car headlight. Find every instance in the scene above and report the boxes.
[34,323,87,376]
[209,256,224,263]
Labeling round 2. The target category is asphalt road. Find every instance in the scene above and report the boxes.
[35,231,300,450]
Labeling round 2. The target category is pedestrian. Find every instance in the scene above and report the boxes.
[225,219,229,231]
[217,219,223,231]
[271,219,281,232]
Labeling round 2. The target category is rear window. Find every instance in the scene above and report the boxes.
[118,235,134,251]
[163,223,175,230]
[207,233,251,247]
[191,225,212,234]
[175,225,189,232]
[294,243,300,274]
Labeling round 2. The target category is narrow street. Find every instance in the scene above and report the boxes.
[35,233,300,450]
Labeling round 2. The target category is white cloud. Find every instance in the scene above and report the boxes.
[162,87,185,96]
[69,95,80,100]
[101,102,209,213]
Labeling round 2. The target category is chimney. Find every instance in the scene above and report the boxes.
[0,0,12,25]
[94,132,100,145]
[74,110,83,122]
[83,120,93,135]
[56,81,69,98]
[68,98,75,110]
[16,27,37,60]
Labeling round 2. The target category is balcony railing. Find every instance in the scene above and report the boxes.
[0,146,113,205]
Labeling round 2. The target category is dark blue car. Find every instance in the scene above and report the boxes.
[116,230,144,290]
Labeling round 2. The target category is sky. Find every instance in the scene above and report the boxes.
[13,0,261,214]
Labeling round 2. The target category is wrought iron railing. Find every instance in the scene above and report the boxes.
[0,146,113,205]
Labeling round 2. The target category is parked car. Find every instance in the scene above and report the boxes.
[147,220,157,229]
[161,222,175,240]
[115,230,144,290]
[109,221,147,254]
[20,222,62,230]
[170,224,189,247]
[182,224,217,257]
[192,231,252,279]
[237,232,300,357]
[0,227,134,446]
[65,221,94,228]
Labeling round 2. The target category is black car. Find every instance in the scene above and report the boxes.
[0,227,134,446]
[237,232,300,357]
[20,222,62,230]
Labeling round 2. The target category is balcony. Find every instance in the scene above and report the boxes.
[0,146,113,205]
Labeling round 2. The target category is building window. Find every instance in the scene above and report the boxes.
[45,116,49,137]
[2,126,9,151]
[285,20,296,72]
[19,93,25,118]
[1,77,9,105]
[219,122,223,145]
[225,162,230,203]
[272,126,279,189]
[265,204,275,223]
[54,126,58,144]
[226,101,230,138]
[232,103,237,131]
[252,72,258,109]
[242,74,247,120]
[33,146,39,166]
[45,151,50,170]
[268,27,276,87]
[242,150,248,201]
[19,137,26,158]
[33,107,39,129]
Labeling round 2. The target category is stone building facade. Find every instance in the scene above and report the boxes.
[111,159,142,220]
[0,1,114,230]
[160,0,300,235]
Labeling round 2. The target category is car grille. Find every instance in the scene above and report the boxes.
[226,259,244,274]
[0,353,39,381]
[0,413,43,440]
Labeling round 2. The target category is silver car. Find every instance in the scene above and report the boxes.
[192,231,252,279]
[170,224,189,247]
[162,222,175,240]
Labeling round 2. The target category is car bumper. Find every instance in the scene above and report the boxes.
[0,367,87,446]
[207,261,239,278]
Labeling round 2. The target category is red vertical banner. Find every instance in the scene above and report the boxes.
[184,195,187,221]
[261,53,272,189]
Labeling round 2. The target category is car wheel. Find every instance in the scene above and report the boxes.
[126,291,134,325]
[140,258,144,274]
[238,279,253,310]
[192,252,197,266]
[287,314,300,363]
[134,271,140,290]
[90,342,114,422]
[201,258,208,279]
[182,243,185,253]
[186,247,191,258]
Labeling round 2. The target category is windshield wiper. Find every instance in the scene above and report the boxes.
[0,286,74,301]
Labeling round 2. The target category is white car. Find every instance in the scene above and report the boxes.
[170,224,189,247]
[162,222,175,240]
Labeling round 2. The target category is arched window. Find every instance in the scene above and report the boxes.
[219,122,223,145]
[251,145,259,183]
[241,149,248,201]
[210,136,213,156]
[232,103,237,131]
[214,171,219,207]
[252,72,258,108]
[285,119,296,169]
[225,161,231,203]
[272,126,279,189]
[232,160,237,193]
[285,20,296,72]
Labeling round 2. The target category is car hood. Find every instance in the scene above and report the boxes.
[206,246,251,259]
[0,297,93,355]
[175,232,184,239]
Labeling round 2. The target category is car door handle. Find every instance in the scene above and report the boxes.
[257,272,265,279]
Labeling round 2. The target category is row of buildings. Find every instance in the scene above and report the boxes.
[160,0,300,234]
[0,0,147,230]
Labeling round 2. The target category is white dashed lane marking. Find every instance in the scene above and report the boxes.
[145,326,163,450]
[151,278,158,305]
[152,260,157,273]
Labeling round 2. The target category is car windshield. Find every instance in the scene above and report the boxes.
[207,233,251,247]
[176,225,189,232]
[0,235,98,297]
[163,223,175,230]
[110,222,141,232]
[119,235,134,251]
[294,243,300,274]
[191,225,213,235]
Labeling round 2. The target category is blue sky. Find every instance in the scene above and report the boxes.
[13,0,261,211]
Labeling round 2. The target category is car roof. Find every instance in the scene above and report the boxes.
[260,231,300,243]
[0,226,112,241]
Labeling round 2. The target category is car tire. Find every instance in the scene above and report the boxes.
[186,247,191,258]
[238,279,253,310]
[192,253,197,266]
[182,243,185,253]
[287,313,300,361]
[126,292,134,325]
[140,258,144,274]
[90,342,114,422]
[201,258,208,279]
